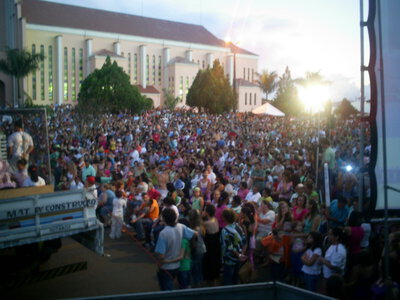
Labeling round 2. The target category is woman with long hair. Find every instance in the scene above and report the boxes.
[303,199,321,234]
[273,201,293,270]
[292,193,309,222]
[188,209,206,287]
[215,191,229,230]
[320,227,347,283]
[301,231,323,292]
[202,204,220,285]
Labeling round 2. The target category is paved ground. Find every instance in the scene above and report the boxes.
[2,229,160,299]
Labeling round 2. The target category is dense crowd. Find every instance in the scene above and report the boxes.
[2,104,399,299]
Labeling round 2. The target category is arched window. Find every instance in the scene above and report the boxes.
[254,93,257,105]
[249,93,252,105]
[245,93,247,105]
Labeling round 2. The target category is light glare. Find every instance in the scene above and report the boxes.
[298,84,329,113]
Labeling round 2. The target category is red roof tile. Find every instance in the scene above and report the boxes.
[22,0,233,50]
[137,85,160,94]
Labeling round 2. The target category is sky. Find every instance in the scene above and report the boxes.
[45,0,369,102]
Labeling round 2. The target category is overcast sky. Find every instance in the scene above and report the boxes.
[45,0,369,102]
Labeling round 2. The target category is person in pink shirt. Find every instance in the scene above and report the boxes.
[344,211,364,272]
[215,191,229,230]
[237,181,250,201]
[292,193,309,222]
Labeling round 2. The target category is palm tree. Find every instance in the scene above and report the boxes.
[256,70,278,102]
[0,48,44,106]
[163,88,180,110]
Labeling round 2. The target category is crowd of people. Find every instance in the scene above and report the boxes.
[1,104,399,299]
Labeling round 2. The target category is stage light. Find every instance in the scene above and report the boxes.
[345,165,353,172]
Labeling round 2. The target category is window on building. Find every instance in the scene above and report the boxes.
[146,54,150,84]
[63,47,68,100]
[254,93,257,105]
[128,53,131,78]
[245,93,247,105]
[197,59,200,66]
[248,68,250,82]
[202,60,205,69]
[48,45,53,100]
[79,48,83,87]
[32,44,36,100]
[152,55,156,85]
[134,53,137,83]
[158,56,162,85]
[40,45,45,101]
[179,76,183,102]
[249,93,252,105]
[243,68,246,79]
[71,48,76,101]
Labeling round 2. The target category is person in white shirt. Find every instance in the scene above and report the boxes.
[110,190,127,239]
[245,186,261,203]
[8,120,34,172]
[206,165,216,185]
[320,227,347,279]
[301,231,323,292]
[256,200,275,239]
[23,165,45,187]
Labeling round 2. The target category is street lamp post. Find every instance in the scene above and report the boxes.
[233,47,237,110]
[298,84,329,191]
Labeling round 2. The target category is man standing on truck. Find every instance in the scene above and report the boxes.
[8,120,34,172]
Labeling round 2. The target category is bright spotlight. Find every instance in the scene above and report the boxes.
[298,84,329,113]
[345,165,353,172]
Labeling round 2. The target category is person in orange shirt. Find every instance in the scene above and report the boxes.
[261,229,285,282]
[131,193,159,243]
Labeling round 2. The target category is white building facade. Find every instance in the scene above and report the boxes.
[1,0,262,112]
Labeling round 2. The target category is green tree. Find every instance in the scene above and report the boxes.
[163,89,180,110]
[186,60,236,113]
[335,98,359,119]
[256,69,278,102]
[0,48,44,106]
[273,66,301,115]
[78,56,152,115]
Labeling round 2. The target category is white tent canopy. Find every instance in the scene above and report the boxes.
[252,102,285,116]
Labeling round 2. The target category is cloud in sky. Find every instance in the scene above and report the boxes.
[45,0,364,101]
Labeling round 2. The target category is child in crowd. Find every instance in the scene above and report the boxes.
[110,190,127,239]
[178,238,192,289]
[289,221,306,286]
[319,204,328,235]
[261,229,285,282]
[230,195,242,215]
[301,231,323,292]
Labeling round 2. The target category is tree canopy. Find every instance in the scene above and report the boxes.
[335,98,359,119]
[256,69,278,101]
[163,88,180,110]
[0,48,44,105]
[273,66,302,115]
[186,60,236,113]
[78,56,152,114]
